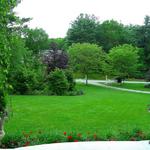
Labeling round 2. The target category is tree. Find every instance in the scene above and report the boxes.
[0,0,22,140]
[96,20,128,52]
[66,14,99,45]
[136,15,150,71]
[48,38,68,51]
[123,25,139,46]
[43,43,68,74]
[24,28,49,54]
[68,43,105,85]
[108,44,140,82]
[9,34,27,71]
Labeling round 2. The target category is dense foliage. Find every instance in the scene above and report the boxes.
[24,28,49,54]
[1,129,150,148]
[136,16,150,71]
[0,0,22,116]
[108,44,140,79]
[43,47,68,73]
[47,69,69,95]
[1,7,149,96]
[64,69,76,91]
[66,13,150,76]
[67,14,99,45]
[49,38,68,51]
[96,20,128,52]
[68,43,105,84]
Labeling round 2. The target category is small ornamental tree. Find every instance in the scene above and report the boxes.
[43,43,68,74]
[108,44,140,82]
[68,43,105,85]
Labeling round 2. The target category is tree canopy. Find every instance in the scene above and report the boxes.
[96,20,128,52]
[24,28,49,54]
[108,44,140,78]
[67,14,99,45]
[68,43,105,84]
[0,0,22,117]
[136,15,150,70]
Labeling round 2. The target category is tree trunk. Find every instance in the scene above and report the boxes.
[105,75,108,84]
[0,117,5,141]
[85,74,88,85]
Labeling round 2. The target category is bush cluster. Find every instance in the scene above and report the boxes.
[47,69,69,95]
[47,68,80,96]
[9,67,81,96]
[9,70,40,95]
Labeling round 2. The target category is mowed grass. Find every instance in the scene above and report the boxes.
[110,83,150,92]
[5,84,150,136]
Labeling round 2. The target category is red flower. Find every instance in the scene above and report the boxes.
[23,141,30,147]
[77,133,81,137]
[67,136,72,140]
[64,132,67,135]
[74,140,78,142]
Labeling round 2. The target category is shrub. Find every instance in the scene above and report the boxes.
[8,67,46,95]
[64,69,76,91]
[43,48,68,73]
[47,69,69,95]
[9,70,37,95]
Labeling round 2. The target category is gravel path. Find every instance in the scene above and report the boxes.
[76,79,150,94]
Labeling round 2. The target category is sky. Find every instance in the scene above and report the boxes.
[15,0,150,38]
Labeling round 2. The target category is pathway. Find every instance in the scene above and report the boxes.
[76,79,150,94]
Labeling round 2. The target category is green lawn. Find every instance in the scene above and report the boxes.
[109,83,150,92]
[5,84,150,136]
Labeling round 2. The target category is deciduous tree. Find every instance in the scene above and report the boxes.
[108,44,140,81]
[68,43,105,85]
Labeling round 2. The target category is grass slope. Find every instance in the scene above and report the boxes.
[5,84,150,136]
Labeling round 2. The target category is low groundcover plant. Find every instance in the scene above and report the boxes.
[0,129,150,148]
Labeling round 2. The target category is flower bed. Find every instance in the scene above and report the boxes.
[0,129,150,148]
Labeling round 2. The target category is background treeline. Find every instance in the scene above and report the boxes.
[1,6,150,95]
[67,14,150,74]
